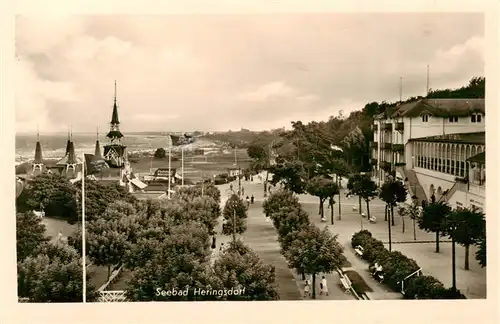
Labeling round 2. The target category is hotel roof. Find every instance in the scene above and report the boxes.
[391,99,485,118]
[409,131,485,145]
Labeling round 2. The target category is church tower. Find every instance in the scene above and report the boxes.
[32,128,44,173]
[103,81,127,168]
[94,126,103,159]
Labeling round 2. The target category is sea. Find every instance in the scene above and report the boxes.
[15,133,220,165]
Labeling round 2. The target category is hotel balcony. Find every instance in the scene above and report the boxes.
[380,142,392,150]
[371,158,378,165]
[391,143,404,152]
[382,123,393,131]
[395,122,404,132]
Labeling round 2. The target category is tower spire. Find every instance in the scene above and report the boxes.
[94,125,102,159]
[65,126,71,156]
[33,127,43,172]
[111,80,120,125]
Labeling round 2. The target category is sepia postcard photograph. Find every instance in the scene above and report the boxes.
[3,1,499,323]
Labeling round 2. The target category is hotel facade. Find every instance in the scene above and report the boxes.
[372,98,485,212]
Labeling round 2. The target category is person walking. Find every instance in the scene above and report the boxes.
[304,280,311,298]
[245,196,250,207]
[320,276,329,296]
[250,194,254,204]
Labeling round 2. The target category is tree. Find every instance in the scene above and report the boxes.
[213,242,280,300]
[17,243,97,302]
[442,207,485,270]
[379,178,407,251]
[418,202,451,253]
[398,202,420,241]
[379,178,407,226]
[347,174,378,219]
[126,222,211,270]
[18,173,79,223]
[268,160,308,194]
[86,218,130,280]
[222,194,248,240]
[274,205,311,239]
[83,180,136,222]
[347,174,364,213]
[263,189,300,219]
[284,225,347,299]
[328,158,350,220]
[154,147,166,159]
[16,212,50,261]
[476,236,486,268]
[126,255,218,301]
[306,176,339,221]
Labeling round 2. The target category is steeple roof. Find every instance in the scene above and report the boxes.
[95,127,103,159]
[95,140,102,159]
[67,141,77,164]
[111,80,120,124]
[34,131,43,164]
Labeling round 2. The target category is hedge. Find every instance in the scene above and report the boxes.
[351,230,467,299]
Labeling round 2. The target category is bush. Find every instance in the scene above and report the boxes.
[403,275,447,299]
[350,230,467,300]
[351,230,372,248]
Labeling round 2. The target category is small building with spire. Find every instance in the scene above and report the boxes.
[103,81,127,168]
[28,129,82,179]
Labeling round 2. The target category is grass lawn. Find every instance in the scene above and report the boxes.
[343,270,373,296]
[41,217,77,242]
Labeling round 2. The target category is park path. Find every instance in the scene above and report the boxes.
[216,180,356,300]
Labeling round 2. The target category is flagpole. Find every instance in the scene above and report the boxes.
[181,145,184,186]
[81,153,86,303]
[168,136,172,199]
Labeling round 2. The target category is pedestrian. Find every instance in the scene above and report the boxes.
[246,196,250,207]
[251,194,254,204]
[230,183,233,191]
[320,276,329,296]
[219,242,224,252]
[430,193,436,203]
[211,236,216,249]
[304,280,310,298]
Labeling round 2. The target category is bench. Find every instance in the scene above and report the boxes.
[340,277,351,293]
[354,246,364,257]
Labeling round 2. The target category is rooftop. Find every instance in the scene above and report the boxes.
[409,131,485,145]
[466,151,485,164]
[391,99,484,118]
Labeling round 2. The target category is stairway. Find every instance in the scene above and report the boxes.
[401,168,427,203]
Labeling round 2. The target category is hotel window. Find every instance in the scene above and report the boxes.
[448,116,458,123]
[471,113,482,123]
[421,114,429,122]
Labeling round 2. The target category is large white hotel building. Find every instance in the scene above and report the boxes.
[372,98,485,212]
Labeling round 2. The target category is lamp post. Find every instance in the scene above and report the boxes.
[387,204,392,251]
[451,228,457,292]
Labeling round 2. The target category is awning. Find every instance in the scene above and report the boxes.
[466,152,485,164]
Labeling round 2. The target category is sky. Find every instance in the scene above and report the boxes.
[15,13,484,133]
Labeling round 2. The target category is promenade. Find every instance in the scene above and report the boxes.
[216,178,486,300]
